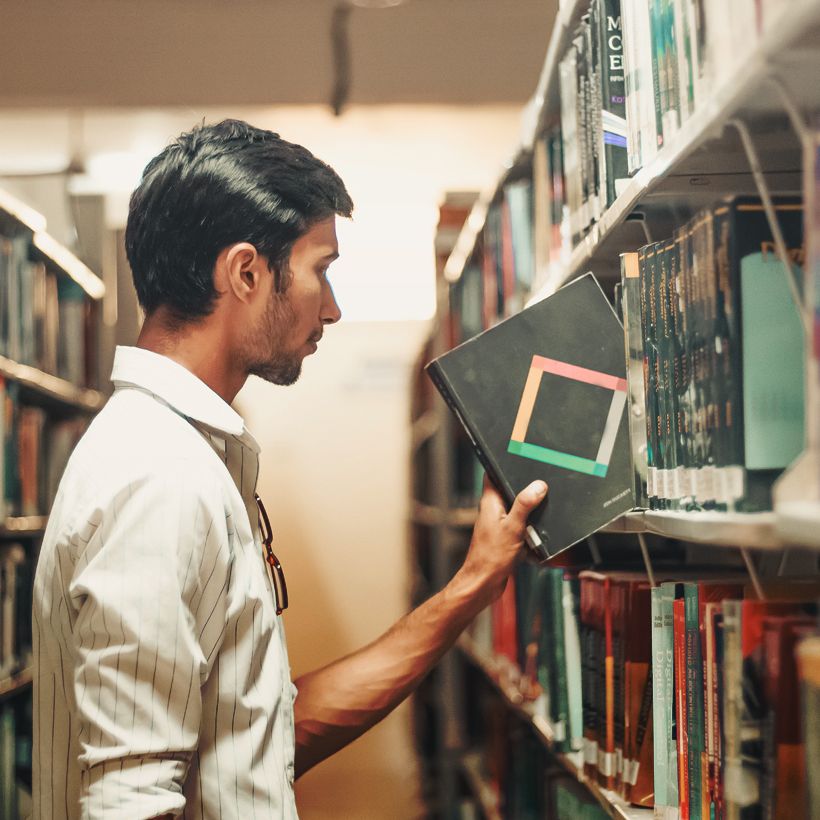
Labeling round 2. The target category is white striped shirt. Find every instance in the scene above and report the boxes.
[33,346,298,819]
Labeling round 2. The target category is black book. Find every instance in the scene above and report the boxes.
[426,273,634,560]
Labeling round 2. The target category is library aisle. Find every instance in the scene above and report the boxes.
[0,1,819,819]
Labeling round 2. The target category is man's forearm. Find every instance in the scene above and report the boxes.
[293,566,490,777]
[293,477,547,778]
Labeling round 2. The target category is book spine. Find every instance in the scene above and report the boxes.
[638,246,658,506]
[564,576,585,751]
[684,585,704,820]
[581,577,600,777]
[597,0,628,208]
[721,601,741,820]
[674,596,690,820]
[600,578,615,789]
[653,585,679,813]
[549,569,569,746]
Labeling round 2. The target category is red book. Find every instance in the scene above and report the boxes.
[492,574,518,666]
[624,579,654,808]
[500,197,517,316]
[761,617,815,820]
[674,597,690,820]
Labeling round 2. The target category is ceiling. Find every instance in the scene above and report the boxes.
[0,0,557,109]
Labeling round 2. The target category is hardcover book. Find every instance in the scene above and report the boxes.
[426,273,634,560]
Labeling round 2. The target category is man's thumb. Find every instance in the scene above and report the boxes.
[507,480,548,530]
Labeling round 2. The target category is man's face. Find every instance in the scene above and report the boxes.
[244,217,341,385]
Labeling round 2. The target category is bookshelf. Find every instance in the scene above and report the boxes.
[411,2,820,817]
[0,186,107,813]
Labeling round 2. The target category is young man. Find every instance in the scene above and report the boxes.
[32,119,548,819]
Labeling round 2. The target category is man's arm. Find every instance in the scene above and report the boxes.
[293,476,548,777]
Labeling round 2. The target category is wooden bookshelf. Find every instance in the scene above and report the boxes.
[0,667,33,701]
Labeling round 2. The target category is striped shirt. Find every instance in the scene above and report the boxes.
[33,346,299,819]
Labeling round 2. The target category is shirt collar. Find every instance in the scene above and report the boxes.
[110,345,251,441]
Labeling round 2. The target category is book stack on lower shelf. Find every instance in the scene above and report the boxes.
[458,564,820,820]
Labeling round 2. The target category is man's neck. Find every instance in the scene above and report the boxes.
[136,309,246,405]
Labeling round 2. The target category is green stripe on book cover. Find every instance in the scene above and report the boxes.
[508,440,608,477]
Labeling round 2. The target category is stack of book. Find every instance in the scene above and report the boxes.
[0,233,95,388]
[621,0,793,174]
[469,566,820,816]
[448,178,535,350]
[559,0,629,244]
[0,378,87,518]
[620,197,805,512]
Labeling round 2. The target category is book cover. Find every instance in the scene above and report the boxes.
[425,273,634,560]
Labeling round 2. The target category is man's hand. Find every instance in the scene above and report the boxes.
[456,476,548,609]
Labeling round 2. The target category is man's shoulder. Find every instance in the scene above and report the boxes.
[62,387,231,506]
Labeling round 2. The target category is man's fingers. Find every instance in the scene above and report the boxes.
[506,480,548,532]
[478,479,506,519]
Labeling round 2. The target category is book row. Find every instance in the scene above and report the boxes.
[537,0,796,268]
[619,196,804,512]
[447,178,536,351]
[622,0,791,174]
[0,542,33,683]
[467,565,820,820]
[0,232,97,389]
[1,380,87,519]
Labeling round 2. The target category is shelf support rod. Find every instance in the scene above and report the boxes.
[740,547,766,600]
[637,532,657,588]
[728,118,810,338]
[765,74,812,147]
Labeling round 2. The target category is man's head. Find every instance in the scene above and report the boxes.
[125,119,353,385]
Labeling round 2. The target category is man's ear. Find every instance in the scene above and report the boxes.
[216,242,267,304]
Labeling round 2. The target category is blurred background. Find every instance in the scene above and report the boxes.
[0,2,554,817]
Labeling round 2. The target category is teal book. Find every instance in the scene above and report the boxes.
[563,575,584,751]
[683,584,705,820]
[652,583,678,815]
[722,197,805,510]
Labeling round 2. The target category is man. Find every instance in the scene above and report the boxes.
[32,119,547,819]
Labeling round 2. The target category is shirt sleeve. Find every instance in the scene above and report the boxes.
[67,460,233,820]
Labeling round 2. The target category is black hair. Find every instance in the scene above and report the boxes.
[125,119,354,320]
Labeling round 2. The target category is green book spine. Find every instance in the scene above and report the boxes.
[648,243,667,507]
[684,584,704,820]
[550,568,570,748]
[539,568,557,713]
[721,601,742,820]
[596,0,628,208]
[649,0,666,149]
[564,576,584,751]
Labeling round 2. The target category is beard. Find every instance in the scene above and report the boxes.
[244,290,305,386]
